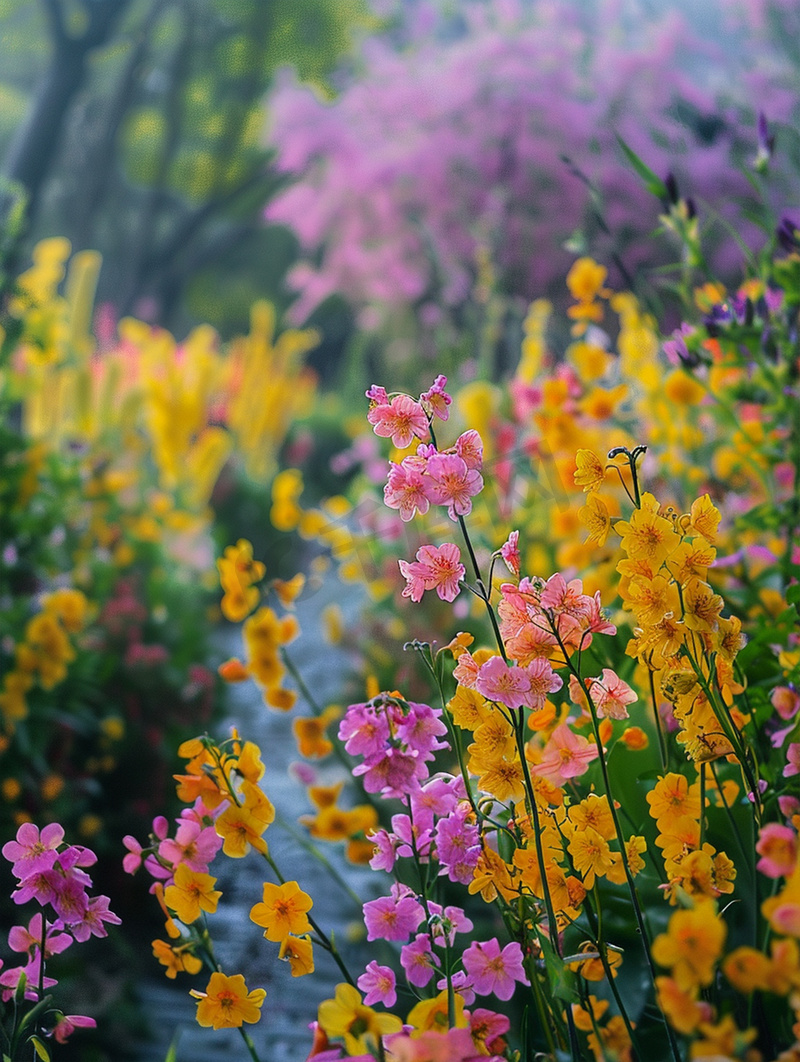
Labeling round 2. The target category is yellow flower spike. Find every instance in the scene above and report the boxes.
[318,984,402,1056]
[250,881,313,942]
[191,972,266,1029]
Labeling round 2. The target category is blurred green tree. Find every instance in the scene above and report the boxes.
[0,0,374,334]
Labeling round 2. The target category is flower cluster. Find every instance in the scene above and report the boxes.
[0,823,119,1053]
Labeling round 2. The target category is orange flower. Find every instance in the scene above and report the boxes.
[651,902,726,991]
[191,972,266,1029]
[164,864,222,924]
[250,880,313,942]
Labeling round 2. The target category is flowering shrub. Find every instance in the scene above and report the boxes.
[266,0,800,328]
[0,822,120,1059]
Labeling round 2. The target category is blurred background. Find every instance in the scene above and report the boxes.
[2,0,799,385]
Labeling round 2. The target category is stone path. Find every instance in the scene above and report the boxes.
[131,578,376,1062]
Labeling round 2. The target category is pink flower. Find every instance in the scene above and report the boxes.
[499,531,520,576]
[8,913,71,959]
[368,393,429,448]
[384,461,431,522]
[401,933,439,987]
[420,375,452,421]
[398,543,465,603]
[363,893,425,942]
[158,820,222,873]
[454,430,484,470]
[49,1014,97,1044]
[435,811,481,885]
[462,938,529,1000]
[756,823,797,878]
[69,895,122,943]
[357,961,397,1006]
[785,744,800,777]
[524,658,563,709]
[452,650,480,688]
[2,823,64,879]
[122,836,143,875]
[772,686,800,721]
[535,723,599,784]
[475,656,532,709]
[425,452,483,519]
[588,669,638,720]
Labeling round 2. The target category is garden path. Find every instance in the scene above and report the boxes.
[131,577,375,1062]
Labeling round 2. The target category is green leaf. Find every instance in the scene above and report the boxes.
[615,135,668,199]
[164,1033,181,1062]
[29,1036,50,1062]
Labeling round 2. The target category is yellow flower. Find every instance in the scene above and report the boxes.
[318,983,402,1056]
[279,935,315,977]
[651,902,726,991]
[293,706,341,759]
[579,493,611,545]
[688,493,721,542]
[250,880,313,942]
[566,257,610,303]
[615,503,680,569]
[215,780,275,857]
[407,990,468,1034]
[655,976,701,1035]
[152,939,203,979]
[164,864,222,924]
[573,449,606,492]
[191,972,266,1029]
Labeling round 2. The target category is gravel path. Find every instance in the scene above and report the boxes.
[131,578,376,1062]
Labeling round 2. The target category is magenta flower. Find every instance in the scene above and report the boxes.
[435,810,481,885]
[357,961,397,1006]
[2,822,64,879]
[367,393,429,449]
[424,452,484,519]
[369,828,400,873]
[462,938,529,1000]
[400,933,439,987]
[69,895,122,943]
[524,658,563,709]
[475,656,532,709]
[50,1014,97,1044]
[398,542,465,603]
[363,893,425,942]
[159,820,222,873]
[427,903,473,947]
[786,744,800,777]
[122,835,144,875]
[8,913,71,959]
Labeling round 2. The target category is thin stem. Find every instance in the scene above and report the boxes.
[238,1025,263,1062]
